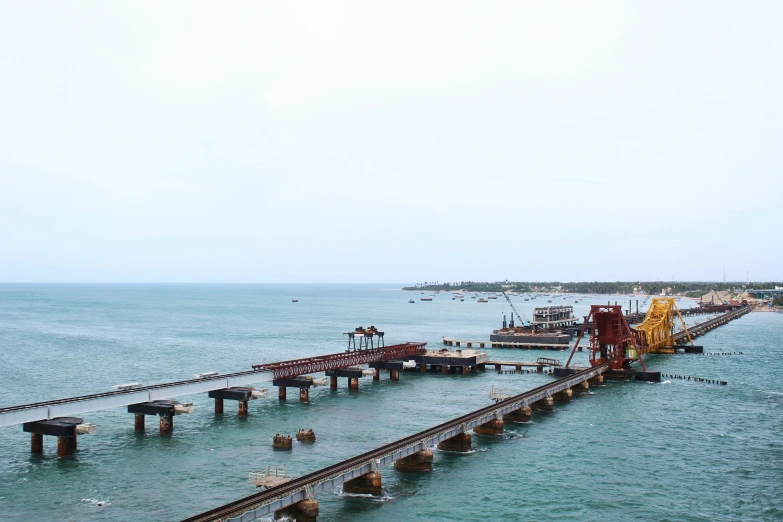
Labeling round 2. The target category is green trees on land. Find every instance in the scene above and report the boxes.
[773,295,783,307]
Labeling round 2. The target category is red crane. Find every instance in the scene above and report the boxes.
[565,305,646,371]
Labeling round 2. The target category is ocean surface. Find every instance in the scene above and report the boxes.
[0,284,781,521]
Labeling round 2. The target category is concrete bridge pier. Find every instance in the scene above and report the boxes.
[238,400,249,415]
[343,471,382,496]
[330,376,338,390]
[278,387,286,401]
[299,389,309,403]
[214,398,224,415]
[31,433,43,454]
[572,381,589,393]
[437,432,472,452]
[503,406,532,422]
[391,369,400,381]
[473,419,504,435]
[159,415,173,434]
[394,449,433,472]
[273,377,314,402]
[128,400,193,435]
[588,375,604,385]
[553,388,572,401]
[373,368,380,381]
[134,413,145,432]
[349,378,359,391]
[274,499,319,522]
[208,387,258,414]
[441,365,448,374]
[532,396,554,411]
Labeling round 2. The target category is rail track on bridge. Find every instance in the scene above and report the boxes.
[181,364,609,522]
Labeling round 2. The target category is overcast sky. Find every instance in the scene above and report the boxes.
[0,1,780,283]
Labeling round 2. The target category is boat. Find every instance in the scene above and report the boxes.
[488,296,497,299]
[409,299,415,304]
[420,297,432,301]
[477,299,488,303]
[292,299,298,303]
[460,298,464,301]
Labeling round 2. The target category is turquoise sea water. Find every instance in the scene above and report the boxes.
[0,284,781,521]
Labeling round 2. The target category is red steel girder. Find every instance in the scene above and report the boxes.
[253,342,427,379]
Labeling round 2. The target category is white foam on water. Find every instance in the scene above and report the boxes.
[81,498,111,507]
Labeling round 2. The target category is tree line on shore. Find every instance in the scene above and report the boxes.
[402,281,783,296]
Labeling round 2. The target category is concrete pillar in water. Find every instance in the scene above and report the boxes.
[238,400,249,416]
[278,386,287,401]
[419,364,427,373]
[330,376,338,390]
[57,437,71,457]
[394,449,433,472]
[391,369,400,382]
[572,381,589,393]
[503,406,532,422]
[274,499,319,522]
[373,368,380,381]
[214,398,224,415]
[343,471,382,496]
[441,365,448,374]
[159,414,173,434]
[31,433,43,454]
[135,413,146,432]
[532,396,554,412]
[588,375,604,385]
[462,366,470,375]
[553,388,572,401]
[536,365,544,373]
[69,435,78,451]
[473,419,504,435]
[299,388,309,403]
[437,432,472,452]
[349,378,359,391]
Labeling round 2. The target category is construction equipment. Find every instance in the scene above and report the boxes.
[501,291,530,327]
[633,297,693,353]
[565,305,646,371]
[711,289,726,305]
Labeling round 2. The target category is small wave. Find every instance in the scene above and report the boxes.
[81,498,111,507]
[334,489,376,498]
[661,380,672,384]
[373,495,395,502]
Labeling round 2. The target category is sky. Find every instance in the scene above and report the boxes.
[0,1,781,283]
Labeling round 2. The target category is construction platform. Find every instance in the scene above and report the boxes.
[443,337,570,350]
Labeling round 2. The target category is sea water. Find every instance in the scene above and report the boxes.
[0,284,780,521]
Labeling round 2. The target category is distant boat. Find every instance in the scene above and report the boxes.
[409,299,415,304]
[292,299,298,303]
[488,296,497,299]
[477,299,488,303]
[421,297,433,301]
[460,298,464,301]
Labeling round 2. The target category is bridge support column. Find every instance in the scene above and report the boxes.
[214,398,224,415]
[553,388,572,401]
[57,436,73,457]
[348,378,359,391]
[31,433,43,454]
[588,375,604,385]
[503,406,532,422]
[274,499,319,522]
[461,366,469,375]
[572,381,589,393]
[441,365,448,374]
[373,368,380,381]
[532,397,554,412]
[391,369,400,382]
[437,432,472,452]
[536,365,544,373]
[135,413,145,432]
[278,386,287,401]
[159,415,173,434]
[474,419,504,435]
[394,449,433,472]
[419,364,427,373]
[299,388,309,403]
[471,364,478,374]
[343,471,382,496]
[238,400,249,416]
[330,376,338,390]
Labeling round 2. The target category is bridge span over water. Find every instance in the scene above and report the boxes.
[182,364,609,522]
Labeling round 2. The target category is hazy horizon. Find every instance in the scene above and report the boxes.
[2,1,781,283]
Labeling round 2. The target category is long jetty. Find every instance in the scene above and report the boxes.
[181,364,609,522]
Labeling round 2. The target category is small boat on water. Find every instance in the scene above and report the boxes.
[488,296,497,299]
[292,299,298,303]
[460,298,464,301]
[421,297,433,301]
[409,299,415,303]
[477,298,488,303]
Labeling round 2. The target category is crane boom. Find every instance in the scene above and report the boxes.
[502,291,530,326]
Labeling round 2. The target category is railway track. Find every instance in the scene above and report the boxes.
[181,364,608,522]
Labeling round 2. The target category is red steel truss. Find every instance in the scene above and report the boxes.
[253,342,427,379]
[565,305,646,371]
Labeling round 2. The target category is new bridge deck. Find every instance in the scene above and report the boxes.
[0,343,427,428]
[181,364,608,522]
